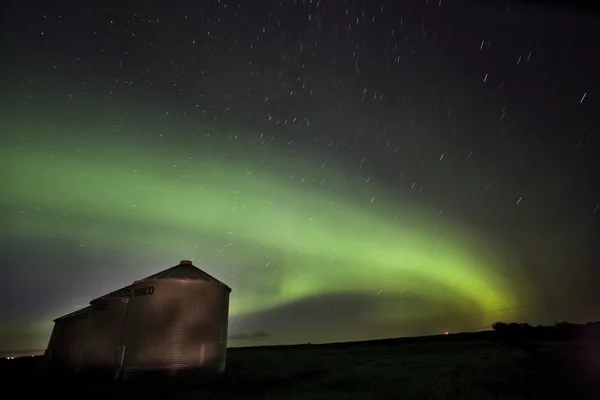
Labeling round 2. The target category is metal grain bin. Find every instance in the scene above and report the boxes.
[119,260,231,379]
[78,290,129,373]
[45,307,90,369]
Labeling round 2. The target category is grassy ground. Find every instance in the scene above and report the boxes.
[2,333,599,399]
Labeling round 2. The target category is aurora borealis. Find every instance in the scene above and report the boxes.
[1,0,599,355]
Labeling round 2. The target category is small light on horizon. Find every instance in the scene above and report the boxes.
[445,331,449,335]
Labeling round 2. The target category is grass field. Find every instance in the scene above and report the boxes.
[2,331,599,399]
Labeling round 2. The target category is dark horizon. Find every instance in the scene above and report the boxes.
[4,319,600,359]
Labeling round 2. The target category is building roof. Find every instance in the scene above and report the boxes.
[53,306,91,322]
[89,260,231,304]
[89,286,131,303]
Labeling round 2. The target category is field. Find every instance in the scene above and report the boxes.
[2,331,599,399]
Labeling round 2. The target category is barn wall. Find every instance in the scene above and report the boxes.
[120,278,230,378]
[45,312,89,369]
[78,297,129,372]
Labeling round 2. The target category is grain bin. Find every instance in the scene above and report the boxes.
[118,260,231,379]
[45,306,90,370]
[78,288,129,373]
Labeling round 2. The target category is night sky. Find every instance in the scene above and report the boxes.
[1,0,599,356]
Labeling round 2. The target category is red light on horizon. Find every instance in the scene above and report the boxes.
[445,331,449,335]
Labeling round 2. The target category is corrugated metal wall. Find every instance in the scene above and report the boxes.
[120,278,230,379]
[78,297,129,371]
[45,310,89,369]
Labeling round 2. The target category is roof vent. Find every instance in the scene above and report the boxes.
[180,260,193,265]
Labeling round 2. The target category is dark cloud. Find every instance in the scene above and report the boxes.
[229,331,272,341]
[230,291,491,346]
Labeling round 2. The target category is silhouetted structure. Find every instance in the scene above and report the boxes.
[44,260,231,380]
[492,320,600,342]
[118,260,231,379]
[78,287,129,373]
[44,306,90,370]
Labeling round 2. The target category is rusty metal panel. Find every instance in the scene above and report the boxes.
[120,278,230,379]
[45,308,89,369]
[78,296,129,371]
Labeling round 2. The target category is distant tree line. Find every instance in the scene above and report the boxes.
[491,320,600,342]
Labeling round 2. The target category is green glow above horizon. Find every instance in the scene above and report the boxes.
[2,126,530,333]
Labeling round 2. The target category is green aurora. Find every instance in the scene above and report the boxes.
[2,123,532,346]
